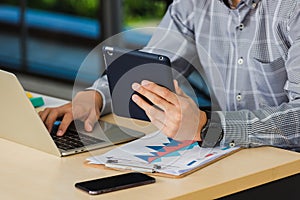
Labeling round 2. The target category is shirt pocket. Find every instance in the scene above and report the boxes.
[252,57,287,95]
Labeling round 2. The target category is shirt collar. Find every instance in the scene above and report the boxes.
[243,0,261,8]
[221,0,261,9]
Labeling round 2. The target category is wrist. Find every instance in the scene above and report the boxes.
[200,118,210,142]
[196,110,207,141]
[94,91,103,110]
[199,111,224,148]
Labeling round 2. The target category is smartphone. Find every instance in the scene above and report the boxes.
[75,172,156,195]
[103,46,175,121]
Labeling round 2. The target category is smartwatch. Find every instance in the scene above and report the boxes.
[199,112,224,148]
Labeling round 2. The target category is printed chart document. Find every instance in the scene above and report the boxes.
[86,132,240,178]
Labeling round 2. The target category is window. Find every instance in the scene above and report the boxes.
[0,0,170,85]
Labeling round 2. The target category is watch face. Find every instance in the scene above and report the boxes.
[201,125,223,148]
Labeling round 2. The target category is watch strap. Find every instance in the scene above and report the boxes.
[200,112,224,148]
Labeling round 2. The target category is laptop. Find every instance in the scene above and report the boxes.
[0,69,145,157]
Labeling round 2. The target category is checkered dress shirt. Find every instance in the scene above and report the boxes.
[91,0,300,150]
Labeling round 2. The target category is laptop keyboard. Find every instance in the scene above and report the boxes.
[50,124,105,151]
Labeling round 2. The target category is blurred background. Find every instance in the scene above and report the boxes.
[0,0,172,99]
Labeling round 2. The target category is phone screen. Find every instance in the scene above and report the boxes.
[75,172,155,195]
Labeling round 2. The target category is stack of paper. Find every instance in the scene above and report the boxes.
[87,132,240,177]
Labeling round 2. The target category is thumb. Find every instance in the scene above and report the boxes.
[84,110,99,132]
[84,120,94,132]
[174,80,188,97]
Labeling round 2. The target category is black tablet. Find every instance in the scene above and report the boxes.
[103,46,175,121]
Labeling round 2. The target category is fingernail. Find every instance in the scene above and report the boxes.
[141,80,151,86]
[86,123,93,132]
[57,130,63,136]
[132,83,140,90]
[174,79,178,86]
[132,94,139,102]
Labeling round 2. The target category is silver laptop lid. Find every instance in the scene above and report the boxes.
[0,70,61,156]
[0,70,146,157]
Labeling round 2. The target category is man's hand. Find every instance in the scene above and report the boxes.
[131,80,207,141]
[39,90,102,136]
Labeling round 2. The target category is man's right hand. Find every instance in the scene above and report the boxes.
[38,90,103,136]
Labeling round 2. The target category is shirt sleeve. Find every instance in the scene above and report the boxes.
[143,0,200,75]
[219,3,300,150]
[144,0,211,107]
[86,74,112,115]
[87,0,201,116]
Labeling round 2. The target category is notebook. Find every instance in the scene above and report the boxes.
[0,69,145,157]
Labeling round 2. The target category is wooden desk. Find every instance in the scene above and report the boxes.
[1,94,300,199]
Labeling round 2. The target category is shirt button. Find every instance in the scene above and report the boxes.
[252,2,257,9]
[236,94,242,101]
[237,57,244,65]
[239,23,244,30]
[229,141,236,147]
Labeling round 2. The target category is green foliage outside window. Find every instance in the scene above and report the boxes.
[0,0,99,18]
[123,0,166,26]
[1,0,167,26]
[27,0,99,19]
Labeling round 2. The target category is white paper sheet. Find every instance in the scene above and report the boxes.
[87,131,240,176]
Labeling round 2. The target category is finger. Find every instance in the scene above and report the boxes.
[132,83,170,111]
[149,116,165,132]
[132,94,167,133]
[148,113,182,140]
[133,92,182,139]
[56,113,74,136]
[44,109,60,133]
[160,119,181,139]
[72,104,88,120]
[132,94,164,120]
[84,109,100,132]
[140,80,179,105]
[38,108,51,122]
[174,80,188,97]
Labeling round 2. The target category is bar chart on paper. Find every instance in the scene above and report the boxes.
[87,132,240,177]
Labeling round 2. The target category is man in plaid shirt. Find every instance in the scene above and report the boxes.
[40,0,300,151]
